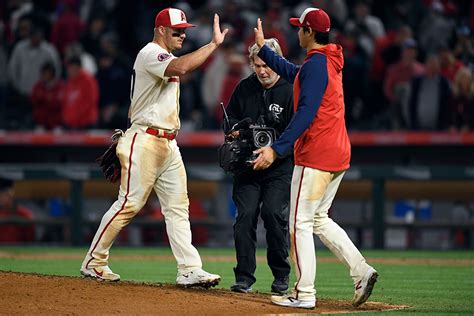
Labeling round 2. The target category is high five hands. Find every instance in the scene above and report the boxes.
[254,18,265,48]
[212,14,229,46]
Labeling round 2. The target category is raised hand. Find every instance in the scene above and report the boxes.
[211,14,229,46]
[254,18,265,48]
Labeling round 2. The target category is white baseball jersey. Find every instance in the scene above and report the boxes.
[130,42,181,131]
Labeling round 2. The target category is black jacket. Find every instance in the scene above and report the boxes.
[223,74,294,176]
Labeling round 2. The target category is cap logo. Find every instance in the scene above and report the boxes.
[168,8,187,26]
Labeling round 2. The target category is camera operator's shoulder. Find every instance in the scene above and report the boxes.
[275,77,293,88]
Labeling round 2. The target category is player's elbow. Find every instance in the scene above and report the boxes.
[166,68,188,77]
[173,65,189,76]
[166,63,190,76]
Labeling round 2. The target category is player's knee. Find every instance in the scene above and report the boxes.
[162,193,190,218]
[313,215,333,234]
[108,198,145,228]
[173,194,189,210]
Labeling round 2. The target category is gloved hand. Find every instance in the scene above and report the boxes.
[96,129,124,182]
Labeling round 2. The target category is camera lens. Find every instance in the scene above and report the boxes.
[254,131,272,147]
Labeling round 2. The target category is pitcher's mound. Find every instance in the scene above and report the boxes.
[0,271,406,314]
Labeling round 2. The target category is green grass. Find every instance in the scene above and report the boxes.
[0,247,473,315]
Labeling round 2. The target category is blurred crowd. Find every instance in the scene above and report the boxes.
[0,0,473,131]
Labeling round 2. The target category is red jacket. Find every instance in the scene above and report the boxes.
[259,44,350,171]
[63,70,99,128]
[294,45,350,171]
[30,80,65,129]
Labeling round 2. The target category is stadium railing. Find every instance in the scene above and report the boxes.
[1,130,473,248]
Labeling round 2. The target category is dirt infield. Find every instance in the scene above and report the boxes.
[1,272,405,315]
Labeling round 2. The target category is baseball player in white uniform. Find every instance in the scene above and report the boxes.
[80,8,228,287]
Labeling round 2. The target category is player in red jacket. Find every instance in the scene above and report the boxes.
[62,57,99,129]
[252,8,378,309]
[30,62,65,129]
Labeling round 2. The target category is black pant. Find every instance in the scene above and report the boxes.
[232,169,291,285]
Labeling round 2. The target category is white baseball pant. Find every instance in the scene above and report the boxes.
[290,166,370,301]
[82,124,202,272]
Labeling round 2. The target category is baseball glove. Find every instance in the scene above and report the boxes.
[96,129,124,182]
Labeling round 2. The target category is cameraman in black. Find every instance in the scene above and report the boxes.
[224,38,294,294]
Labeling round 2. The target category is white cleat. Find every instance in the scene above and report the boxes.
[176,268,221,288]
[271,295,316,309]
[352,266,378,307]
[80,265,121,282]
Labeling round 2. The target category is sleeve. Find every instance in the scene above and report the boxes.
[223,83,243,133]
[257,45,300,83]
[144,49,177,79]
[271,55,328,156]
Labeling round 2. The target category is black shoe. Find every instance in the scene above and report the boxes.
[230,282,252,293]
[271,276,289,294]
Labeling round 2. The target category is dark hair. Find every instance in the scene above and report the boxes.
[67,56,82,67]
[315,32,329,45]
[302,27,330,45]
[41,62,56,76]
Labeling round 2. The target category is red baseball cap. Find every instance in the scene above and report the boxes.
[289,8,331,33]
[155,8,195,29]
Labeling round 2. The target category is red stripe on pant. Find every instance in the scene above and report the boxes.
[294,166,305,299]
[86,132,138,269]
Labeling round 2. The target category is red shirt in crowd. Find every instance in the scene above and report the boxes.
[30,80,65,129]
[62,69,99,129]
[50,10,85,55]
[384,61,425,102]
